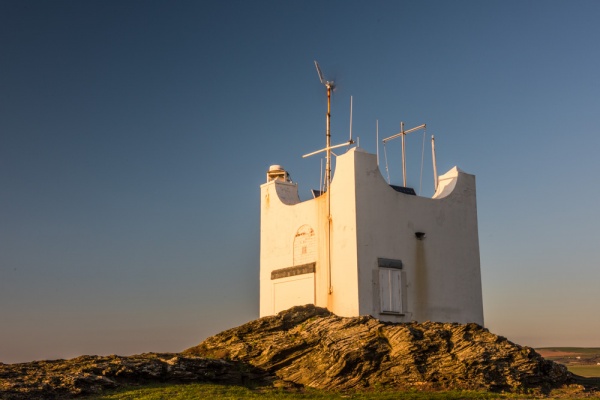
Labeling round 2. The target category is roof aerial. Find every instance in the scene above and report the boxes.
[303,61,354,193]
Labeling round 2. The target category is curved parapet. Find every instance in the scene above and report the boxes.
[273,181,301,205]
[261,163,301,207]
[432,166,471,200]
[334,148,473,203]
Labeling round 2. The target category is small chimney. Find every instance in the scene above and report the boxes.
[266,165,291,183]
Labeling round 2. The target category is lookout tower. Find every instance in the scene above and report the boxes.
[260,148,484,325]
[259,62,483,325]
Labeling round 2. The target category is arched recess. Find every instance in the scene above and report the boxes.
[293,224,317,266]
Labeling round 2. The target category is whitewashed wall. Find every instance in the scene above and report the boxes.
[260,148,484,326]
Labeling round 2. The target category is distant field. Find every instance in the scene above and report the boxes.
[569,365,600,378]
[537,347,600,357]
[536,347,600,377]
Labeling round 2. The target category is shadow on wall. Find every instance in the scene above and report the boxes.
[414,236,428,320]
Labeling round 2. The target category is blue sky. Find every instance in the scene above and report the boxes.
[1,0,599,363]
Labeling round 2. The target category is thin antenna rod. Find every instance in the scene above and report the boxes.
[320,158,324,194]
[314,60,325,84]
[376,120,379,166]
[326,81,332,190]
[401,122,406,187]
[432,135,438,192]
[326,82,331,295]
[419,130,425,195]
[349,96,353,142]
[382,122,426,187]
[383,141,391,184]
[302,141,352,158]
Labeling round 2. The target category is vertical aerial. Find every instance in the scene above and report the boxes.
[382,122,427,187]
[313,60,334,192]
[304,61,354,188]
[303,61,354,295]
[431,135,438,191]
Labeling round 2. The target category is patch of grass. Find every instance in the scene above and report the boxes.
[82,383,557,400]
[569,365,600,378]
[84,383,269,400]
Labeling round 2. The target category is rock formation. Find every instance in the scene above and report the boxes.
[185,305,572,392]
[0,353,269,399]
[0,305,580,399]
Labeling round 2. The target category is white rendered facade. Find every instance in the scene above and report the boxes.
[260,148,484,325]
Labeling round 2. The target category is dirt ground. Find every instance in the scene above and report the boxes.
[537,349,582,357]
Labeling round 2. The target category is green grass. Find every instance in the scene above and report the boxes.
[568,365,600,378]
[536,347,600,378]
[79,348,600,399]
[82,382,573,400]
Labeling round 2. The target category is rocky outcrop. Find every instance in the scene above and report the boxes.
[0,305,579,399]
[185,305,572,393]
[0,353,270,399]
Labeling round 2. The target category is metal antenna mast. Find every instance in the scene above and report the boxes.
[382,122,426,187]
[315,60,333,192]
[303,61,354,295]
[376,120,379,166]
[431,135,438,192]
[304,61,354,179]
[349,96,353,143]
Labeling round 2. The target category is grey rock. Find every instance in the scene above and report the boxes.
[185,305,573,392]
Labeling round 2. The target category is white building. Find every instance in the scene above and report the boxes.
[259,147,484,325]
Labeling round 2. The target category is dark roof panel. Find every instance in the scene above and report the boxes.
[389,185,416,195]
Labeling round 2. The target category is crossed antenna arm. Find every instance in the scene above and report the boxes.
[302,141,353,158]
[314,60,335,89]
[314,60,325,84]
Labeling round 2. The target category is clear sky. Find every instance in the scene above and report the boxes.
[2,0,599,364]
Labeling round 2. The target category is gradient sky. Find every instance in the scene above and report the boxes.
[2,0,600,364]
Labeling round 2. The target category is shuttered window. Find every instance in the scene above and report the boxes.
[379,264,404,315]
